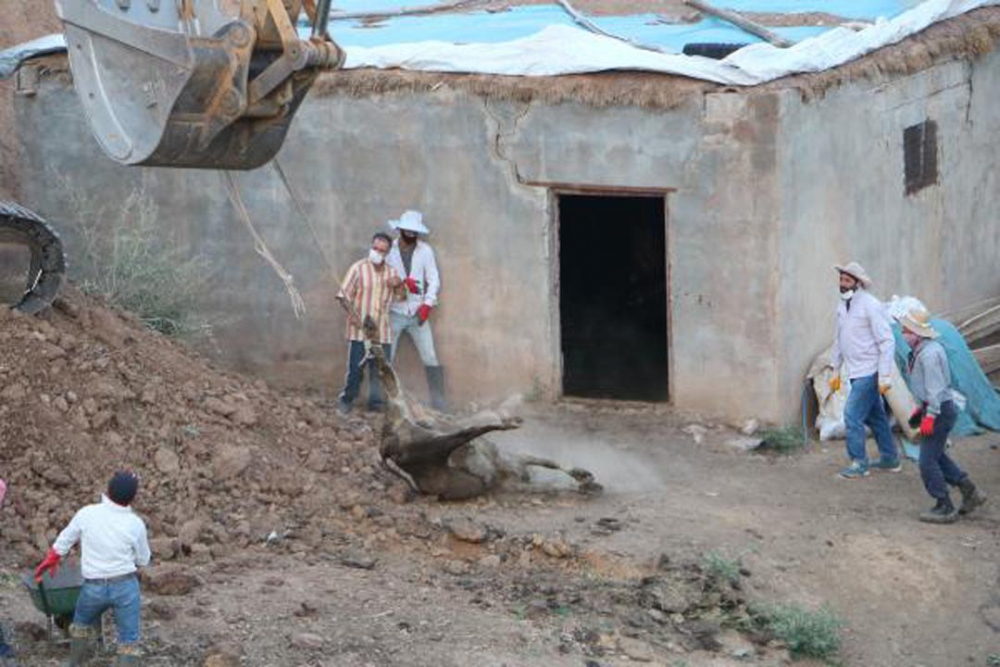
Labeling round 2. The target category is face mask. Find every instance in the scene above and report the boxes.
[369,249,385,265]
[840,290,855,300]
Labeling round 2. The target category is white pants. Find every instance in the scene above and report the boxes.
[390,311,439,366]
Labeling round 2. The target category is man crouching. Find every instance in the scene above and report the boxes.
[35,471,151,665]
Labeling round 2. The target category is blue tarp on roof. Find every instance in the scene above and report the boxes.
[324,1,921,53]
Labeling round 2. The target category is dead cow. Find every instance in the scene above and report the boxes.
[365,330,601,500]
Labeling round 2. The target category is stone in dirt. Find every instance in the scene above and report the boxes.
[202,642,241,667]
[726,436,763,452]
[740,418,760,436]
[147,599,176,620]
[154,447,181,474]
[290,632,325,650]
[448,518,488,543]
[478,554,502,568]
[149,537,179,561]
[144,565,201,596]
[203,396,237,417]
[228,402,257,426]
[178,519,204,547]
[212,445,252,480]
[443,559,471,575]
[682,424,708,445]
[338,552,377,570]
[619,636,656,662]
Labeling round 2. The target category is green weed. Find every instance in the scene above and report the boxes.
[758,426,806,453]
[751,602,844,660]
[702,551,741,584]
[55,177,215,339]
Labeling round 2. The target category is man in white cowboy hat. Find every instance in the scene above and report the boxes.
[828,261,900,478]
[385,210,446,411]
[900,307,987,523]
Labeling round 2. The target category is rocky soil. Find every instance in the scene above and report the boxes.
[0,287,799,666]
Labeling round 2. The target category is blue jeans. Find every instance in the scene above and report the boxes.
[389,311,439,366]
[73,576,141,646]
[339,340,391,410]
[844,373,898,463]
[919,400,967,500]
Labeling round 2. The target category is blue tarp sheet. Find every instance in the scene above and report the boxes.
[893,319,1000,437]
[322,1,918,53]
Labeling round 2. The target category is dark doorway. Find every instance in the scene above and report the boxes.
[559,194,669,401]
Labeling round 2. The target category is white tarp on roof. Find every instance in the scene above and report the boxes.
[1,0,996,85]
[344,0,998,84]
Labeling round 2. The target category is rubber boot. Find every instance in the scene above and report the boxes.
[957,477,987,515]
[425,365,447,412]
[65,637,93,667]
[919,497,959,524]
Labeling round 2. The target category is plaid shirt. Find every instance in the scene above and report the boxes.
[339,259,399,344]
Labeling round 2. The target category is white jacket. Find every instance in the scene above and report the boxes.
[53,495,151,579]
[386,239,440,316]
[830,289,895,381]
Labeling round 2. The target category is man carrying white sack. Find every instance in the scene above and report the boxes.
[900,307,987,524]
[386,210,447,411]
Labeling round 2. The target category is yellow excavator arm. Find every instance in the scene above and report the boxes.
[54,0,342,169]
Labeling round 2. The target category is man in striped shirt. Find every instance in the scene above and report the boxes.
[337,232,402,413]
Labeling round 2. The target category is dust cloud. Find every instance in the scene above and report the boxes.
[493,430,666,494]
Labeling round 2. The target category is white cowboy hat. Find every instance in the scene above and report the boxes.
[834,261,873,288]
[900,306,939,339]
[390,210,430,235]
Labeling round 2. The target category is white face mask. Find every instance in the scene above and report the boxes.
[840,289,855,301]
[369,249,385,265]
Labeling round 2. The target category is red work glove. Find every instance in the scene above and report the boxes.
[417,304,432,325]
[34,547,61,582]
[919,414,936,437]
[403,277,420,295]
[908,406,924,429]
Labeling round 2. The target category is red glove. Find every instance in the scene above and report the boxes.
[403,277,420,295]
[919,414,936,437]
[34,547,61,582]
[417,304,432,324]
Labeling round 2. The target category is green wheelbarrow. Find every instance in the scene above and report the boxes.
[21,561,84,642]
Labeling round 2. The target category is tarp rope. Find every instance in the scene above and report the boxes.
[221,171,306,320]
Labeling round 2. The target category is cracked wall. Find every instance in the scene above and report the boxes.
[11,46,1000,423]
[775,48,1000,421]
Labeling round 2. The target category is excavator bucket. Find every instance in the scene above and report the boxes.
[54,0,343,170]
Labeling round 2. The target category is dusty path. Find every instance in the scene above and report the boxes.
[486,403,1000,666]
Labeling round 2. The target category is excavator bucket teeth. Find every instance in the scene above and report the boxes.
[55,0,342,170]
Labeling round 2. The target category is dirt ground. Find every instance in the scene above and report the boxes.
[3,394,998,666]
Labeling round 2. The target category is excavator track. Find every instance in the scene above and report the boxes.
[0,201,66,315]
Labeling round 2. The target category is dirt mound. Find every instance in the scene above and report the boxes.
[0,285,397,566]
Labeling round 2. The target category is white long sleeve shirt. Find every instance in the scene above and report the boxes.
[830,289,895,381]
[52,495,151,579]
[386,239,440,316]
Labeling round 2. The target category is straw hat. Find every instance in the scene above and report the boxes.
[390,210,430,235]
[900,306,939,339]
[834,261,872,287]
